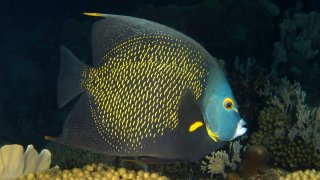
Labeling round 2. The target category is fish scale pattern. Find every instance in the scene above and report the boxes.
[81,34,209,153]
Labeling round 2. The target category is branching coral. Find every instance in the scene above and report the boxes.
[203,151,229,177]
[250,78,320,169]
[233,57,262,89]
[280,12,320,59]
[230,56,266,123]
[312,107,320,157]
[271,11,320,91]
[201,141,244,178]
[259,78,320,146]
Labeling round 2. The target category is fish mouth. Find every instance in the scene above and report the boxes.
[231,119,247,140]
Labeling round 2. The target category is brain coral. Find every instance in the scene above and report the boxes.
[19,163,169,180]
[249,105,320,169]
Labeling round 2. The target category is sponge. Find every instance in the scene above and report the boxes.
[0,144,53,179]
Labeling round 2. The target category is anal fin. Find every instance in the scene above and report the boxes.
[48,94,106,154]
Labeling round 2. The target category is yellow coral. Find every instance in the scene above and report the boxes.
[280,169,320,180]
[19,163,169,180]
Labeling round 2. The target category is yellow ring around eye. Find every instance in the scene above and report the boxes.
[223,97,234,110]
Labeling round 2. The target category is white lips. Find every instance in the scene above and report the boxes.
[231,119,247,140]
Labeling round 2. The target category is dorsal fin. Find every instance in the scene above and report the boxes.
[89,14,203,66]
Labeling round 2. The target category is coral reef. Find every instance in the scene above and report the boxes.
[230,57,266,122]
[249,78,320,169]
[271,11,320,103]
[280,169,320,180]
[0,144,55,179]
[201,141,244,178]
[243,168,287,180]
[19,163,169,180]
[156,162,199,179]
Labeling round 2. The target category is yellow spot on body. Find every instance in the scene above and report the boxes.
[188,121,204,132]
[81,33,209,152]
[206,126,219,142]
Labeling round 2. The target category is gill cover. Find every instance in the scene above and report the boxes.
[200,65,247,141]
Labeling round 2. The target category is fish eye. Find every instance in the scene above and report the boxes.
[223,98,234,110]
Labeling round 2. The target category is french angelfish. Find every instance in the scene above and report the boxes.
[47,13,247,162]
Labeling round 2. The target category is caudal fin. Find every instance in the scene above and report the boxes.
[46,94,111,155]
[58,46,87,108]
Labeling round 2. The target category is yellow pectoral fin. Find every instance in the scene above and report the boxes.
[188,122,219,142]
[188,121,204,132]
[206,126,219,142]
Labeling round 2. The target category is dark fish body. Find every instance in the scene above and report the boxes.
[52,15,230,162]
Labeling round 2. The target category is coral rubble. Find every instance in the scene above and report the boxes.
[201,141,244,178]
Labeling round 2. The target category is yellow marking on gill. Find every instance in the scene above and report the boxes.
[188,121,204,132]
[206,126,219,142]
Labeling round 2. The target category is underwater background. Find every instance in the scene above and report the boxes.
[1,0,320,179]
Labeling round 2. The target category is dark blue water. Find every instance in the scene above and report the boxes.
[0,0,320,179]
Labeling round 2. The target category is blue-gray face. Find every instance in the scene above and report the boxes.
[199,58,246,142]
[204,93,247,141]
